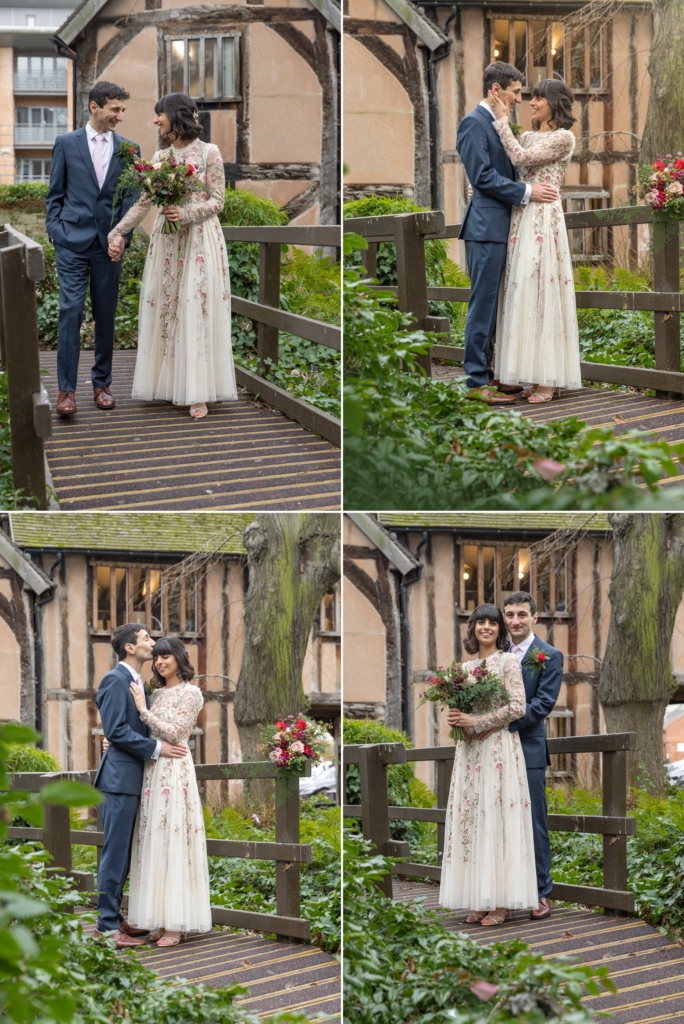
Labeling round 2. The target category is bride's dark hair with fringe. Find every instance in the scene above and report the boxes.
[155,93,203,145]
[462,603,510,656]
[150,635,196,688]
[531,78,576,131]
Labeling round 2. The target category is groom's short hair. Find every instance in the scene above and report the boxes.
[111,623,144,660]
[89,81,130,108]
[503,591,537,615]
[483,62,523,96]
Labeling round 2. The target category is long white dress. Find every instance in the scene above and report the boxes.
[109,139,238,406]
[492,119,582,391]
[128,682,212,933]
[439,651,538,912]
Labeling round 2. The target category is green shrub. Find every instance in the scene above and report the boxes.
[343,832,614,1024]
[0,182,48,208]
[5,745,61,774]
[343,236,684,510]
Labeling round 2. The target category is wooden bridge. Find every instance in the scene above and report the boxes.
[39,350,340,510]
[396,880,684,1024]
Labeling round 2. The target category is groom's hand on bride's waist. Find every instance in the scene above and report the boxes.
[529,183,559,203]
[160,740,188,758]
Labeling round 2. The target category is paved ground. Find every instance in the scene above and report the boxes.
[395,880,684,1023]
[40,351,340,510]
[81,921,340,1019]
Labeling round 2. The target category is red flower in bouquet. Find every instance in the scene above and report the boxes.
[637,153,684,216]
[418,661,509,741]
[653,161,665,171]
[262,714,327,774]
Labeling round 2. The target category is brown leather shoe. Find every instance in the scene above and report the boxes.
[531,897,551,920]
[467,386,516,405]
[93,386,115,409]
[490,379,524,395]
[56,391,77,417]
[120,919,151,937]
[92,928,148,948]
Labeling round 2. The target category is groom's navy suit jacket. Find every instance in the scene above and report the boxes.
[456,105,526,243]
[94,662,157,795]
[509,635,563,768]
[45,128,140,254]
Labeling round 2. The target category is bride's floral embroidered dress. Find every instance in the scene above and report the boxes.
[128,682,212,934]
[109,139,237,407]
[492,119,582,391]
[440,651,538,912]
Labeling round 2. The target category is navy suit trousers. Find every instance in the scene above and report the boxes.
[96,790,140,932]
[527,767,552,898]
[54,237,122,393]
[463,240,508,388]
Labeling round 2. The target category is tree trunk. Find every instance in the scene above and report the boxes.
[640,0,684,162]
[599,514,684,791]
[234,514,340,778]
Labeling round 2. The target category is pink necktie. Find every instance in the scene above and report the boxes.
[511,645,521,654]
[93,133,105,188]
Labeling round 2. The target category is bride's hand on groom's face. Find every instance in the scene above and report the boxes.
[487,89,509,120]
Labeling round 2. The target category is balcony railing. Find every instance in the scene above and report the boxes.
[14,71,67,92]
[14,124,68,146]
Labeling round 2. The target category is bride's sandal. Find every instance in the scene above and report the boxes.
[527,390,553,404]
[465,912,486,923]
[480,909,510,926]
[156,931,185,947]
[189,403,208,419]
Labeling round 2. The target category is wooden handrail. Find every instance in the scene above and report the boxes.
[6,765,312,941]
[344,735,636,913]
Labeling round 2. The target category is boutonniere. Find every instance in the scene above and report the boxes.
[144,681,153,696]
[510,122,523,138]
[118,140,137,165]
[525,646,549,675]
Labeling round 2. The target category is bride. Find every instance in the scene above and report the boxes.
[108,93,237,419]
[126,636,212,945]
[440,604,537,924]
[488,79,582,403]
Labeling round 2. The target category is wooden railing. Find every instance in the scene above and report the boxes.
[344,208,684,400]
[8,761,313,941]
[223,224,341,445]
[343,732,636,915]
[0,223,52,508]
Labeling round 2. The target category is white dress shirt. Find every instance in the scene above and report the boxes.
[478,100,531,205]
[119,661,161,760]
[509,630,536,663]
[85,121,114,185]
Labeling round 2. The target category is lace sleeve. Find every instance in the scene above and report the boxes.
[139,686,203,743]
[108,148,161,242]
[181,144,225,225]
[493,119,575,169]
[471,655,526,733]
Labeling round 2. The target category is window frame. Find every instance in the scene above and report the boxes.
[15,157,52,182]
[90,561,202,638]
[455,541,571,617]
[165,33,242,104]
[488,15,605,94]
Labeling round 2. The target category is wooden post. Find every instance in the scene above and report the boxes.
[602,748,629,916]
[274,772,301,940]
[0,237,50,507]
[435,756,453,865]
[361,242,377,280]
[43,803,73,875]
[652,218,681,399]
[357,744,393,897]
[257,241,281,373]
[394,215,432,378]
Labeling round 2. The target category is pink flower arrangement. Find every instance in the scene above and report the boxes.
[636,153,684,216]
[261,714,327,775]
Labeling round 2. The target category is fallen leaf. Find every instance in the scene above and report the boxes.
[609,836,619,845]
[628,952,637,956]
[664,312,673,321]
[614,414,624,422]
[407,958,416,973]
[243,960,252,967]
[444,453,453,464]
[400,971,407,981]
[564,931,574,938]
[469,980,499,1002]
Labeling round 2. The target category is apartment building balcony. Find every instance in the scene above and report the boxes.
[14,70,68,93]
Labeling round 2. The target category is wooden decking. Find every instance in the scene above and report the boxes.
[40,351,340,510]
[433,363,684,488]
[395,880,684,1023]
[81,922,340,1019]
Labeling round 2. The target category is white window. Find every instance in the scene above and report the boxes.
[16,158,52,182]
[167,35,240,101]
[26,13,36,27]
[677,743,684,752]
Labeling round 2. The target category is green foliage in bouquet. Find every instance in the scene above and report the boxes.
[343,833,615,1024]
[418,661,509,741]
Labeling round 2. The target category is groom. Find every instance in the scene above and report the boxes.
[505,591,563,920]
[456,62,558,404]
[46,81,140,418]
[93,623,187,948]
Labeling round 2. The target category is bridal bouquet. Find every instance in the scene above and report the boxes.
[636,153,684,216]
[262,714,327,774]
[112,140,204,234]
[418,661,509,741]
